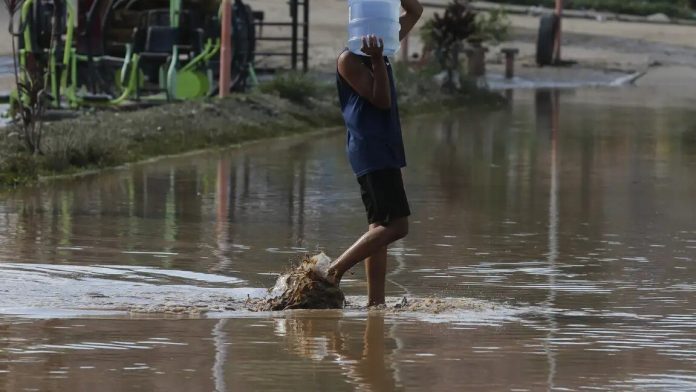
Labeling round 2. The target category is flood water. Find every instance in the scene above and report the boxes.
[1,88,696,390]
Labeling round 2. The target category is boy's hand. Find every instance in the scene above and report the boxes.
[361,35,384,59]
[339,34,391,109]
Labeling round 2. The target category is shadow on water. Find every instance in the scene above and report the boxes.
[2,87,696,389]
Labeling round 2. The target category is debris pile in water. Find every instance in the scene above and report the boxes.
[253,253,345,311]
[388,297,490,314]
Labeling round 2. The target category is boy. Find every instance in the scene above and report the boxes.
[320,0,423,306]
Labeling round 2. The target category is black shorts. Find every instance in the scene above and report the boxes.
[357,168,411,225]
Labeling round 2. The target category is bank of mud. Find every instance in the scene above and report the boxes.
[0,72,506,187]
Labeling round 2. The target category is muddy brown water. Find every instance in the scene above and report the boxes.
[1,87,696,390]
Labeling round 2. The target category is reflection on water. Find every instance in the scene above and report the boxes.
[3,313,696,390]
[1,87,696,390]
[275,312,401,391]
[538,88,561,391]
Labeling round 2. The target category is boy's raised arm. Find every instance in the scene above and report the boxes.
[399,0,424,41]
[338,36,392,110]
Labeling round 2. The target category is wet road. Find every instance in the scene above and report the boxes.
[1,87,696,390]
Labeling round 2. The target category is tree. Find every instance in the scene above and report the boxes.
[3,0,60,155]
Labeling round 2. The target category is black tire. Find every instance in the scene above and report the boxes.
[536,14,558,67]
[208,0,256,95]
[230,1,256,92]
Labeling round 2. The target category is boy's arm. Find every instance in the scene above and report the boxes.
[399,0,424,41]
[338,36,392,110]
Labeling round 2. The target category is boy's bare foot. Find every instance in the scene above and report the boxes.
[313,266,341,286]
[310,253,341,286]
[325,267,341,287]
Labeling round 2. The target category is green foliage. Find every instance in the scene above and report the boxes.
[41,128,129,172]
[422,0,477,90]
[422,3,511,45]
[393,60,507,113]
[3,0,52,156]
[420,18,436,47]
[0,151,39,186]
[425,0,478,51]
[259,72,323,106]
[392,61,437,99]
[12,62,49,155]
[475,8,511,43]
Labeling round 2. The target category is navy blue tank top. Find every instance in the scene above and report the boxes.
[336,51,406,177]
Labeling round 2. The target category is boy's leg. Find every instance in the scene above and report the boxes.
[365,239,388,306]
[326,217,408,285]
[324,168,409,290]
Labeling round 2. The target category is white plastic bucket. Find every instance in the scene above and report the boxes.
[347,0,401,56]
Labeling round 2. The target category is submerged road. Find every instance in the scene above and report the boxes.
[1,87,696,389]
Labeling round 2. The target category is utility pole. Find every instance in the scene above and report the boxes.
[553,0,563,64]
[219,0,232,97]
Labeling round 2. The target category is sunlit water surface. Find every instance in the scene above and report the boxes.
[1,88,696,390]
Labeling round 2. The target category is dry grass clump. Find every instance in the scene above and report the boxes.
[258,72,324,106]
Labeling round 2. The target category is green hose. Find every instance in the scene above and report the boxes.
[20,0,35,53]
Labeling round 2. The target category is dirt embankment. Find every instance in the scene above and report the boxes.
[0,91,340,186]
[0,69,505,187]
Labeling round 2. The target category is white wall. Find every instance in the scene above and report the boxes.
[1,7,12,55]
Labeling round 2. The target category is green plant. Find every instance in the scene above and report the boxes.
[475,8,511,43]
[420,18,436,48]
[422,0,478,91]
[11,58,50,155]
[259,72,322,106]
[0,150,39,186]
[4,0,61,155]
[41,127,128,172]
